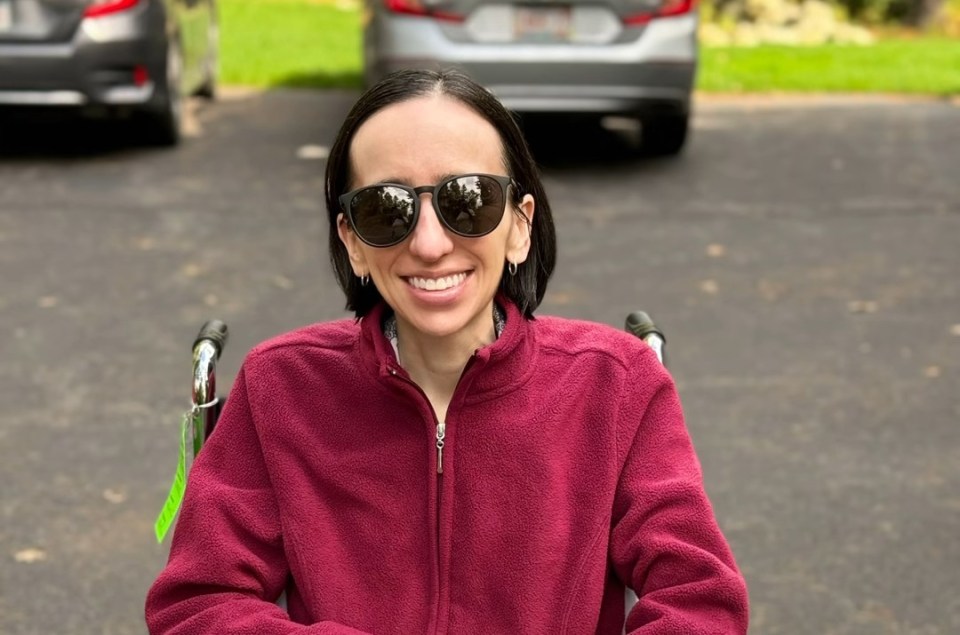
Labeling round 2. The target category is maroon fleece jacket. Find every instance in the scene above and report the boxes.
[146,299,748,634]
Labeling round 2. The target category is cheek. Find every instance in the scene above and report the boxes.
[366,248,403,276]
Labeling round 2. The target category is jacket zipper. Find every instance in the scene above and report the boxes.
[387,366,448,632]
[389,354,478,634]
[436,421,446,474]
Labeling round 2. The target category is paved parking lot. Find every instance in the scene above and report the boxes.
[1,89,958,634]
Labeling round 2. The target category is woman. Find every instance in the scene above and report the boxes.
[146,69,749,634]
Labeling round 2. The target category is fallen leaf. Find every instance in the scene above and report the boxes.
[297,144,330,160]
[181,263,203,278]
[135,237,155,251]
[847,300,879,314]
[706,243,726,258]
[699,279,719,295]
[273,275,294,290]
[204,294,219,307]
[14,548,47,563]
[950,324,960,337]
[37,296,58,308]
[924,365,941,378]
[103,488,127,504]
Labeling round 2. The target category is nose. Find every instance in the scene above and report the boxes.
[407,194,454,262]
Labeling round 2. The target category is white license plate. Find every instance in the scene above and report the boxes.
[0,0,12,32]
[514,6,571,41]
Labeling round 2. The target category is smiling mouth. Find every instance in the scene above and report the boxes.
[406,272,469,291]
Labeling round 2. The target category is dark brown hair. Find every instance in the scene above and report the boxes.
[324,68,556,318]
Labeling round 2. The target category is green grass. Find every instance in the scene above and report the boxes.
[700,38,960,95]
[219,0,959,95]
[219,0,362,88]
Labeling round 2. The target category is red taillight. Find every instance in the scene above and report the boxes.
[83,0,139,19]
[624,0,695,25]
[384,0,464,22]
[133,65,150,86]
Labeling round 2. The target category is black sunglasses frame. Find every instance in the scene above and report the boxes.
[339,173,516,248]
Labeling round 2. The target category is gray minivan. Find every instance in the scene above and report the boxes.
[363,0,698,155]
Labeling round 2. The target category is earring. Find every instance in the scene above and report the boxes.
[507,261,518,276]
[360,274,370,287]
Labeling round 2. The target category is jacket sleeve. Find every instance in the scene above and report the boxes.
[610,362,749,634]
[145,366,372,635]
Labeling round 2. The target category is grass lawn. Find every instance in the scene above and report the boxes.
[219,0,960,95]
[219,0,362,88]
[700,38,960,95]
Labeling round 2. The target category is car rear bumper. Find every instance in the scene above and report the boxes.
[0,5,165,108]
[366,13,697,115]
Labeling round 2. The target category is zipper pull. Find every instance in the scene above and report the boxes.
[436,422,446,474]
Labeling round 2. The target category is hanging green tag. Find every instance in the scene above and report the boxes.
[154,414,189,544]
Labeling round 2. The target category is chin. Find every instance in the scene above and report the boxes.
[409,316,470,339]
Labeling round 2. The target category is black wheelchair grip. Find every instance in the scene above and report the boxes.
[193,319,229,358]
[625,311,665,344]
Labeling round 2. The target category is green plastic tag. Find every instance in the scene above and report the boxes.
[154,414,189,543]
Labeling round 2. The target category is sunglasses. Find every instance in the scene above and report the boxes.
[339,173,516,248]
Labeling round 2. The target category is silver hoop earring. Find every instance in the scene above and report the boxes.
[507,261,518,276]
[360,274,370,287]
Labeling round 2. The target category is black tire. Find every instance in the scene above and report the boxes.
[195,5,219,99]
[639,113,689,157]
[139,37,184,147]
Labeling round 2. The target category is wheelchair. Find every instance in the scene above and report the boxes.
[179,311,667,629]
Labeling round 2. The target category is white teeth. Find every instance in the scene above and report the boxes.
[409,272,467,291]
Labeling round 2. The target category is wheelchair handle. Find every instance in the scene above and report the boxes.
[190,320,229,456]
[625,311,666,366]
[193,319,229,359]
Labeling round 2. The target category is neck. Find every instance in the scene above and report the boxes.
[395,303,497,418]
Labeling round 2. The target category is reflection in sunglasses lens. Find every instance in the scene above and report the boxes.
[355,186,415,246]
[439,176,503,236]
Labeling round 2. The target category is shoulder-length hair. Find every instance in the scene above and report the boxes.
[324,68,557,319]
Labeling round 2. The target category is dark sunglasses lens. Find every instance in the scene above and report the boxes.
[436,175,506,237]
[351,186,416,246]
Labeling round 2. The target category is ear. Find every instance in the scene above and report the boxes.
[506,193,535,265]
[336,213,369,277]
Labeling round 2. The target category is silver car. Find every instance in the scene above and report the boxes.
[363,0,697,155]
[0,0,218,145]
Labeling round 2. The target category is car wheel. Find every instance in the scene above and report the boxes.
[196,5,219,99]
[639,113,689,157]
[140,37,184,147]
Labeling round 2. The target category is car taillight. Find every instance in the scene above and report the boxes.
[384,0,464,22]
[623,0,695,25]
[83,0,140,19]
[133,65,150,87]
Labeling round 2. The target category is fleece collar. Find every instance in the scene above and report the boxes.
[358,294,537,404]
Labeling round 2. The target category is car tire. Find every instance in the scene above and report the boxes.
[139,37,184,147]
[639,113,689,157]
[195,5,219,100]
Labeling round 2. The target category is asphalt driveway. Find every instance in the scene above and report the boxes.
[0,89,958,634]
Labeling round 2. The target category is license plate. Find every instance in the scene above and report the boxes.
[514,6,571,41]
[0,0,12,32]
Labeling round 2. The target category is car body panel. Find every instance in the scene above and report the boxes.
[0,0,214,111]
[364,0,697,117]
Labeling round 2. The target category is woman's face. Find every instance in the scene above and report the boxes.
[338,94,535,341]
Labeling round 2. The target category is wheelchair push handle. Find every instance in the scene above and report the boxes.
[625,311,666,366]
[191,320,229,456]
[193,319,229,359]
